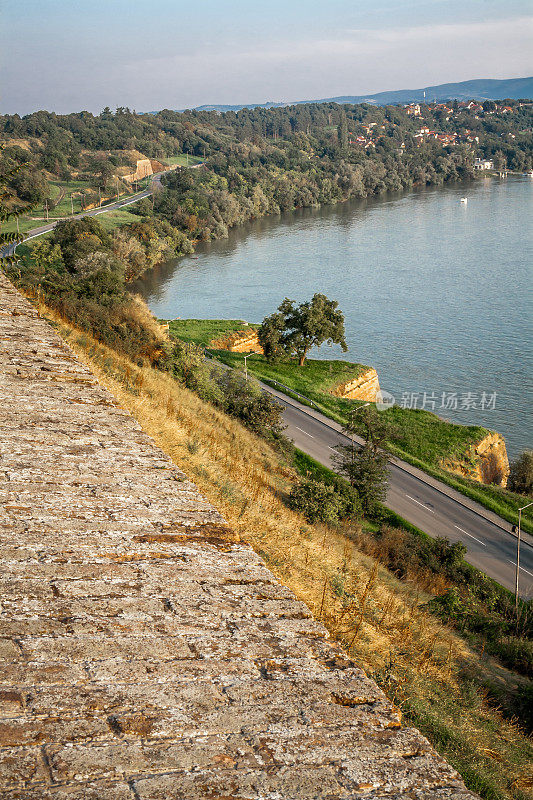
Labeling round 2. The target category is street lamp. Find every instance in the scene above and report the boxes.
[514,501,533,607]
[243,354,249,383]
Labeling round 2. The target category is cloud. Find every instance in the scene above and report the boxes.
[117,14,533,106]
[2,13,532,113]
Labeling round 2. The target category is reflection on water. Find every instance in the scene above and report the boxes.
[133,178,533,457]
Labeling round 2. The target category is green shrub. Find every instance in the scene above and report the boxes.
[288,479,346,524]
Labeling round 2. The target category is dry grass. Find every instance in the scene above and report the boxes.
[43,311,533,800]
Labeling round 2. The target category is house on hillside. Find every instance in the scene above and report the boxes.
[473,158,494,171]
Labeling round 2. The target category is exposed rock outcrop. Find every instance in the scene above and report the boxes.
[441,432,510,487]
[210,327,263,353]
[332,367,381,402]
[122,158,169,184]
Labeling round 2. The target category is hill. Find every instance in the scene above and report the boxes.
[187,76,533,113]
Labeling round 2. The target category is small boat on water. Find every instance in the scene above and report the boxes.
[460,197,468,204]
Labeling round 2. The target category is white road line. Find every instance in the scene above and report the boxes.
[295,426,314,438]
[507,560,533,578]
[405,494,434,512]
[454,525,486,546]
[328,446,337,452]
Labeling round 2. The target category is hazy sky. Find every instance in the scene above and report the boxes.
[2,0,532,115]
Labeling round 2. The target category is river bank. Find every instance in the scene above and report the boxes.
[134,175,533,460]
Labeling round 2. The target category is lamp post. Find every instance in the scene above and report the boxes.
[243,354,249,383]
[515,501,533,608]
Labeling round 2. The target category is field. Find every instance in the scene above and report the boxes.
[4,177,150,236]
[93,207,141,230]
[167,317,253,344]
[162,154,204,166]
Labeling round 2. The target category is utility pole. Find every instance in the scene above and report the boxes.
[98,187,102,207]
[243,354,249,383]
[116,178,120,202]
[70,194,74,215]
[45,199,49,221]
[515,501,533,612]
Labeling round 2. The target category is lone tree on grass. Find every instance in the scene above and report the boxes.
[258,293,348,366]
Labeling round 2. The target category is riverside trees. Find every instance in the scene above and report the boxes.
[258,293,348,366]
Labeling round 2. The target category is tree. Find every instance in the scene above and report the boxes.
[257,310,285,361]
[333,407,397,516]
[338,109,349,153]
[508,450,533,496]
[258,293,348,366]
[0,144,39,264]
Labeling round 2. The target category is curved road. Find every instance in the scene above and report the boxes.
[1,166,183,255]
[264,383,533,598]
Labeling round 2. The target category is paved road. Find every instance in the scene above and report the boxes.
[2,167,182,255]
[264,385,533,598]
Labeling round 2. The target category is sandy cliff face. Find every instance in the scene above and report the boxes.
[210,329,263,354]
[332,368,381,403]
[441,432,510,487]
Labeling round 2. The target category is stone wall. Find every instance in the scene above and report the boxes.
[0,274,477,799]
[441,432,510,487]
[210,328,263,353]
[333,367,381,403]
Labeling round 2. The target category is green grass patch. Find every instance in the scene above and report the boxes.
[162,154,204,166]
[167,318,253,346]
[94,208,140,230]
[210,350,370,400]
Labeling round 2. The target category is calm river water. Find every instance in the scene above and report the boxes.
[134,176,533,458]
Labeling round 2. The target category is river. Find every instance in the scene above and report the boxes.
[133,176,533,458]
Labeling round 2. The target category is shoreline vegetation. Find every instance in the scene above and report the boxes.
[167,318,533,534]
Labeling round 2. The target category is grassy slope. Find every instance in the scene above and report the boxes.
[4,177,151,235]
[95,208,140,230]
[168,318,252,344]
[168,319,533,533]
[162,154,204,166]
[44,313,532,800]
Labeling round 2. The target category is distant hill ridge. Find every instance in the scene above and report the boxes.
[181,76,532,113]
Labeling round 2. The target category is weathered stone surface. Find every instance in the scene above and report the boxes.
[333,367,381,402]
[210,326,263,353]
[0,274,478,798]
[441,431,510,487]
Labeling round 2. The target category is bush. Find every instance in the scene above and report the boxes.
[288,479,346,524]
[508,450,533,496]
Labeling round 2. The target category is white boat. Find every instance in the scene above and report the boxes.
[460,197,468,204]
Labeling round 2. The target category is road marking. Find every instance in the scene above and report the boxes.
[405,494,434,512]
[507,560,533,578]
[454,525,486,546]
[295,426,314,438]
[328,446,338,452]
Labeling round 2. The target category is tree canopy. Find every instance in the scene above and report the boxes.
[258,293,348,365]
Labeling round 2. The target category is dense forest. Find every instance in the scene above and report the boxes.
[1,99,532,249]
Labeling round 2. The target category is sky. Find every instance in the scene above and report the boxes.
[2,0,532,115]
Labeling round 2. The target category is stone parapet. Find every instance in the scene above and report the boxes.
[0,274,477,798]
